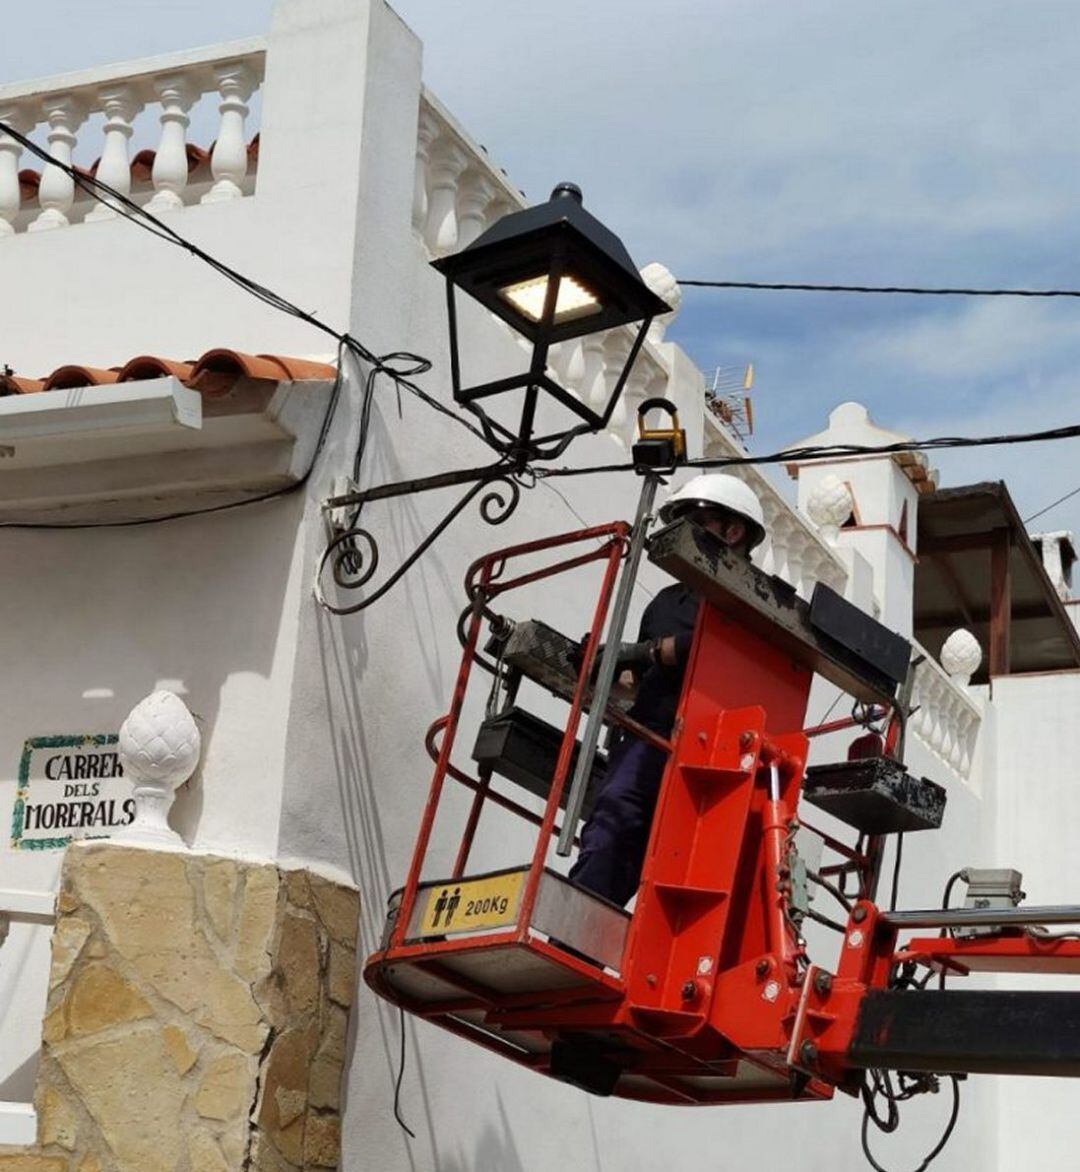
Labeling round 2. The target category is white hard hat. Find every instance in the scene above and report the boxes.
[658,473,766,550]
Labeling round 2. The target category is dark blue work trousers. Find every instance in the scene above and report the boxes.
[569,737,668,906]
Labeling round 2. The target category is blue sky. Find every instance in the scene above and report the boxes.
[6,0,1080,530]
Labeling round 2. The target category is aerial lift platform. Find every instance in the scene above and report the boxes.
[365,508,1080,1107]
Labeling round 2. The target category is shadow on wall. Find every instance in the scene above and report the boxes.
[1,495,304,848]
[0,1050,39,1102]
[434,1091,529,1172]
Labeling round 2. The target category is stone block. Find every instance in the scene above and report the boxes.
[54,1026,185,1172]
[326,943,356,1009]
[234,867,280,982]
[307,877,359,949]
[38,1086,77,1151]
[49,918,91,990]
[161,1025,198,1076]
[283,870,312,911]
[248,1134,296,1172]
[256,1023,317,1165]
[195,1052,254,1123]
[318,1004,348,1067]
[41,1006,66,1045]
[278,914,320,1017]
[0,1157,69,1171]
[186,1130,231,1172]
[303,1114,341,1168]
[307,1055,343,1112]
[65,964,152,1038]
[202,859,240,944]
[78,1158,101,1172]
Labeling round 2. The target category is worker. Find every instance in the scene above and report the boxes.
[569,473,766,906]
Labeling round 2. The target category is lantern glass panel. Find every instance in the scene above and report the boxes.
[497,273,603,326]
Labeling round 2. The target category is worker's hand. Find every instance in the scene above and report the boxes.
[569,637,657,682]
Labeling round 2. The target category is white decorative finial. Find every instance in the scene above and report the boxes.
[941,629,982,687]
[640,262,682,342]
[115,691,200,848]
[805,473,853,546]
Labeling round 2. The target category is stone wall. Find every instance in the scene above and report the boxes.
[0,843,360,1172]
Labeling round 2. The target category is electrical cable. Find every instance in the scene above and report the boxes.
[680,278,1080,298]
[392,1005,416,1140]
[807,869,853,913]
[534,418,1080,483]
[11,122,1080,494]
[0,119,488,525]
[889,834,904,913]
[859,1075,961,1172]
[0,339,349,530]
[1023,483,1080,525]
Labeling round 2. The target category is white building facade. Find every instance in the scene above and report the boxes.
[0,2,1077,1169]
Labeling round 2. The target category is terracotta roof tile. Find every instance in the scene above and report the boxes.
[0,374,45,396]
[43,366,121,391]
[2,349,336,399]
[117,356,196,383]
[130,150,156,183]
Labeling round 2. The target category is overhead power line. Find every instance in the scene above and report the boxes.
[535,419,1080,482]
[1023,483,1080,526]
[7,118,1080,525]
[679,279,1080,298]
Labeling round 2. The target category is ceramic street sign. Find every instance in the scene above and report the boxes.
[10,734,134,851]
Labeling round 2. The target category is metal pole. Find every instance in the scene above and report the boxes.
[882,905,1080,930]
[556,473,659,856]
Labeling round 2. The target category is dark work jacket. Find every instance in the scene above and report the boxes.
[627,583,701,735]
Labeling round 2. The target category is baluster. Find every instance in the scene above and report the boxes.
[549,340,585,395]
[484,196,516,232]
[770,519,792,584]
[758,498,781,574]
[960,718,975,776]
[85,86,140,223]
[202,62,255,204]
[929,678,947,754]
[799,548,820,600]
[785,533,805,595]
[456,171,496,248]
[939,692,955,765]
[424,141,467,255]
[29,95,84,231]
[413,108,439,232]
[603,330,633,437]
[147,74,195,213]
[582,334,607,411]
[0,109,28,237]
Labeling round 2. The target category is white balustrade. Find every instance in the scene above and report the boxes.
[413,91,524,259]
[703,412,847,601]
[909,640,982,780]
[0,38,265,236]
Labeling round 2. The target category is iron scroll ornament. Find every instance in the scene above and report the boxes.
[314,460,529,616]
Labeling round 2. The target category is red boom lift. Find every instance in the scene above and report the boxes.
[365,474,1080,1113]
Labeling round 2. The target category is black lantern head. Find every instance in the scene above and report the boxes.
[432,183,671,461]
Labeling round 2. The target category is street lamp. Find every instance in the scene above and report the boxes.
[432,182,671,461]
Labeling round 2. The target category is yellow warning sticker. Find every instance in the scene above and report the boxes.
[416,871,526,938]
